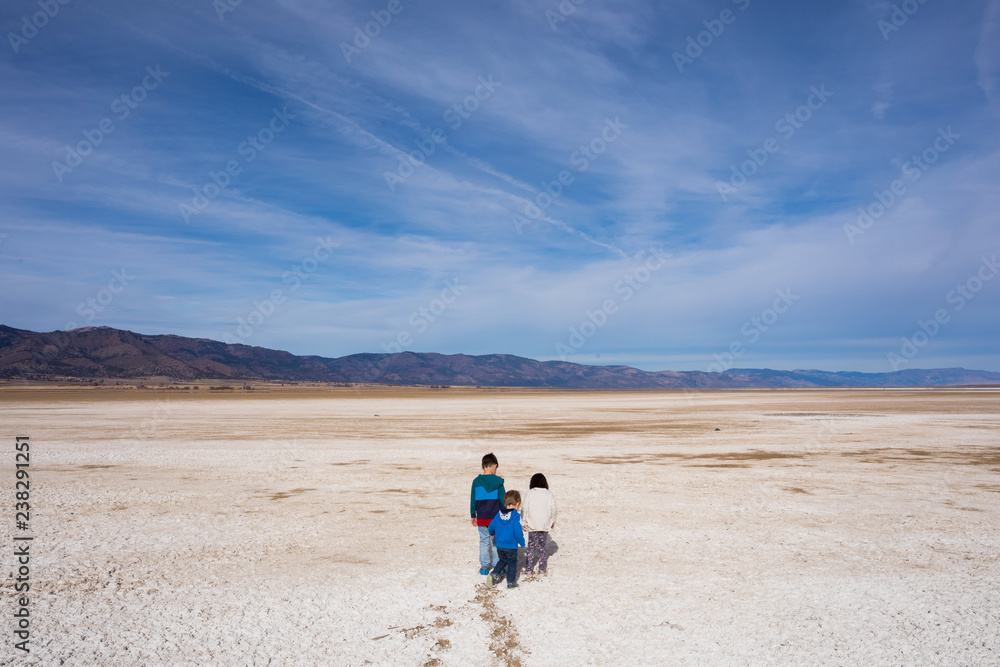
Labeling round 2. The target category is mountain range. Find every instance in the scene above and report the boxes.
[1,324,998,388]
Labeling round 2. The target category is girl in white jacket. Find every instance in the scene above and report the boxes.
[521,473,557,574]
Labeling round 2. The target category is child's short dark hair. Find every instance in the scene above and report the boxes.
[529,473,548,489]
[481,453,498,469]
[504,490,521,506]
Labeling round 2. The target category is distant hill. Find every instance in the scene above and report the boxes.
[2,324,999,388]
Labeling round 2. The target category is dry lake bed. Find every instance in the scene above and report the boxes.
[1,386,998,666]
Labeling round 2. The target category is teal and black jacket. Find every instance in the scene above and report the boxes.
[470,473,506,527]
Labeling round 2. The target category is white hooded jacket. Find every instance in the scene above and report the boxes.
[521,487,557,532]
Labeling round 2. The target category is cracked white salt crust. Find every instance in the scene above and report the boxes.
[1,388,998,665]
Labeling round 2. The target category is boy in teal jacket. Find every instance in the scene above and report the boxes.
[471,453,506,575]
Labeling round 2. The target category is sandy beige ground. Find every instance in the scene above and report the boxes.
[1,387,999,665]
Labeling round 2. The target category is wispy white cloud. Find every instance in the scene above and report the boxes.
[1,0,997,371]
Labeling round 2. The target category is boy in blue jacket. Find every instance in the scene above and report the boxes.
[487,490,525,589]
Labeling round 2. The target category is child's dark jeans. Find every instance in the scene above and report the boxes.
[491,547,519,587]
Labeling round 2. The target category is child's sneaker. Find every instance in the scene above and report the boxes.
[479,568,489,575]
[507,583,518,589]
[486,574,496,587]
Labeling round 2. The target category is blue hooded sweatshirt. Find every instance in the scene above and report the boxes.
[488,507,525,550]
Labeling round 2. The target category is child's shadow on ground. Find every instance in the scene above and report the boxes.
[518,537,559,572]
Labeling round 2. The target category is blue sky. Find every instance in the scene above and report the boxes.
[1,0,998,372]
